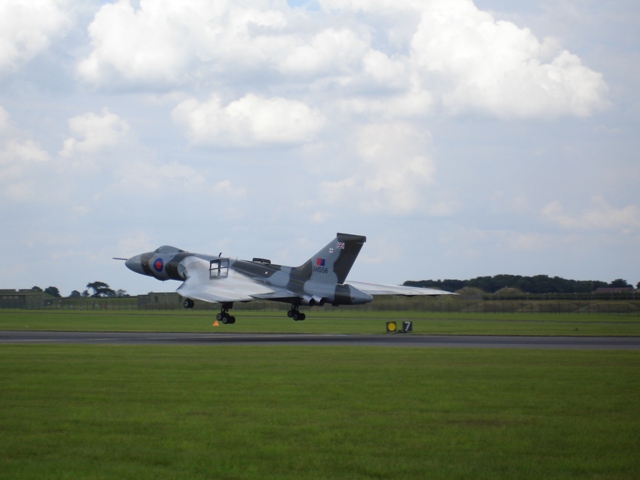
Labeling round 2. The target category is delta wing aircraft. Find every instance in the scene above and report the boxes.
[121,233,452,323]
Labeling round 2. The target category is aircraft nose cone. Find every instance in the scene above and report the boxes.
[125,255,144,275]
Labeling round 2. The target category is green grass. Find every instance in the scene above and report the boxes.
[0,346,638,479]
[2,309,640,336]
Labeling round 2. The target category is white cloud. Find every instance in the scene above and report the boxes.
[212,179,246,198]
[2,108,142,208]
[441,227,574,258]
[358,237,404,266]
[77,0,608,123]
[112,161,208,197]
[310,210,331,224]
[278,28,369,77]
[409,1,609,118]
[320,122,436,214]
[49,108,250,216]
[543,196,640,232]
[318,0,424,17]
[0,139,50,180]
[0,107,10,131]
[78,0,294,89]
[321,0,609,119]
[0,107,51,202]
[0,0,70,77]
[362,50,408,89]
[502,231,563,252]
[335,88,433,119]
[56,109,219,201]
[117,230,155,257]
[78,1,380,91]
[0,105,241,226]
[60,109,132,157]
[78,0,194,87]
[358,123,435,211]
[172,93,327,147]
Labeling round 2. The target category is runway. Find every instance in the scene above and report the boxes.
[1,331,639,349]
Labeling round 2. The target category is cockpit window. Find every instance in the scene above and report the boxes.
[154,246,185,253]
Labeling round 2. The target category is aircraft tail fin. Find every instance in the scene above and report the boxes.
[295,233,366,284]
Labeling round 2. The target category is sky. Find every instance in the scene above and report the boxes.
[1,0,639,296]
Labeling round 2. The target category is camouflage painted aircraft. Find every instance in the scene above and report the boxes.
[121,233,452,323]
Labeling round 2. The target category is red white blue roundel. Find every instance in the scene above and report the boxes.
[153,258,164,272]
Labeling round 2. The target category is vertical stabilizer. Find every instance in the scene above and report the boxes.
[295,233,366,284]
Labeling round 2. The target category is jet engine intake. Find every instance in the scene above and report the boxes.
[165,257,189,281]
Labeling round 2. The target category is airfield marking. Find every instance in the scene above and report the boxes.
[1,331,640,349]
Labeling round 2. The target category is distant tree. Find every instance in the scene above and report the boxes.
[405,274,625,294]
[86,281,116,298]
[404,280,440,289]
[610,278,630,288]
[529,275,554,294]
[465,276,491,292]
[441,279,465,292]
[514,278,533,293]
[31,286,43,292]
[44,286,61,298]
[116,289,129,298]
[82,290,90,298]
[69,290,81,298]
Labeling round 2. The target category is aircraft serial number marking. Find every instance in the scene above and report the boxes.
[313,266,328,274]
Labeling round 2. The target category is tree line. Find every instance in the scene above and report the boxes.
[31,282,128,299]
[404,275,637,294]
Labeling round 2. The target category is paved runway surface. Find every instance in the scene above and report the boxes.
[1,331,639,349]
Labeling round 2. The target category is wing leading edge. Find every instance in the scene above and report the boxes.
[347,281,455,296]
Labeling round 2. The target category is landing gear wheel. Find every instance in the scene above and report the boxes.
[219,313,236,324]
[183,299,194,309]
[291,310,306,321]
[217,303,235,324]
[288,303,305,321]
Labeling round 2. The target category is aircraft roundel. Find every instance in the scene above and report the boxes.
[153,258,164,272]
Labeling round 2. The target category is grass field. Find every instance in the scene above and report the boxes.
[2,309,640,336]
[2,311,639,479]
[1,345,639,479]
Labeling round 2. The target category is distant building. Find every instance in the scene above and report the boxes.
[594,287,635,294]
[137,292,182,309]
[0,289,58,309]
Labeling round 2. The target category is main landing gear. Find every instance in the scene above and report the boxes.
[184,299,236,324]
[216,303,236,324]
[183,298,195,309]
[287,306,306,321]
